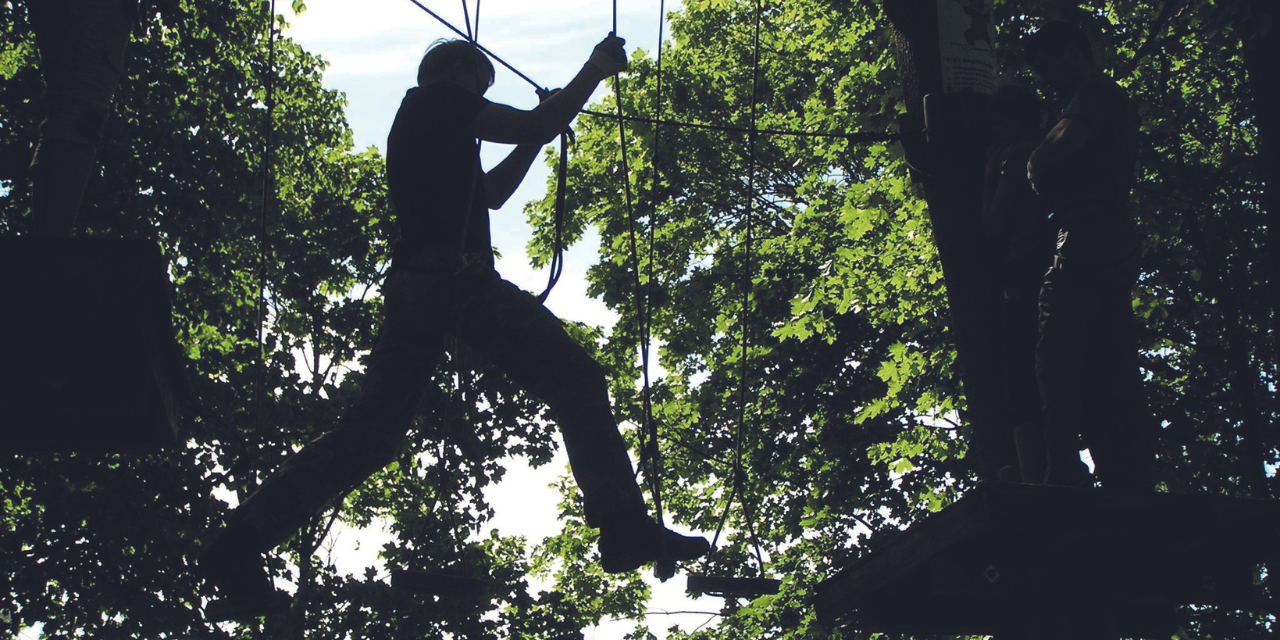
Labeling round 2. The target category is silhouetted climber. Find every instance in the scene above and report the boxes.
[27,0,136,237]
[1024,21,1153,491]
[198,36,710,621]
[982,85,1055,484]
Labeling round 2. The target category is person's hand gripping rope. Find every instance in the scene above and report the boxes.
[587,32,628,76]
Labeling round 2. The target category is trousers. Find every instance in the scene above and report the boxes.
[1036,255,1154,491]
[230,266,647,552]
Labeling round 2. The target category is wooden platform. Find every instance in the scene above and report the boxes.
[815,484,1280,638]
[0,237,186,453]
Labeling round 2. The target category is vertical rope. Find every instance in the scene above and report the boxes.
[253,0,279,475]
[634,0,670,538]
[739,0,768,577]
[643,0,667,386]
[612,0,669,576]
[460,0,473,40]
[537,133,569,302]
[730,0,767,577]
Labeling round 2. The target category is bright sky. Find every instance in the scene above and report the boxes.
[279,1,722,637]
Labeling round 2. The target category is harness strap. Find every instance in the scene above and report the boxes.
[537,131,571,303]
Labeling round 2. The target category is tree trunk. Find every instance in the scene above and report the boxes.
[884,0,1007,480]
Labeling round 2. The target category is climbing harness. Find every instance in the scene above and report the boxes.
[537,124,572,303]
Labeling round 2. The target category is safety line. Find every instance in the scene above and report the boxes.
[611,8,667,545]
[253,0,279,473]
[537,132,569,301]
[405,0,545,90]
[704,0,769,578]
[401,0,896,144]
[582,110,899,142]
[737,0,769,577]
[473,0,482,41]
[637,0,666,488]
[460,0,472,39]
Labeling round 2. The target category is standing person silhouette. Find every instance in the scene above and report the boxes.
[1024,21,1153,491]
[982,85,1055,483]
[199,35,709,621]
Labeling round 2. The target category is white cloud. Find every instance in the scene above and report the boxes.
[315,46,422,78]
[286,0,613,45]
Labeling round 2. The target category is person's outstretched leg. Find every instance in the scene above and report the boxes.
[1080,275,1153,494]
[1036,259,1093,486]
[460,275,708,572]
[999,288,1045,482]
[201,271,455,619]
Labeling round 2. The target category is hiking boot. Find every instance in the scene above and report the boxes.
[597,511,710,574]
[997,465,1023,483]
[1013,421,1047,484]
[198,530,291,622]
[1042,456,1093,487]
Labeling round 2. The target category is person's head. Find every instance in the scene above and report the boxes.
[988,84,1046,144]
[417,39,495,95]
[1023,21,1095,92]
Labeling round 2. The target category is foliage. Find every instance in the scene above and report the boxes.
[1,1,593,638]
[523,0,1276,638]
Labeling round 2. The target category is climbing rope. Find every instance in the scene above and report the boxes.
[705,0,769,579]
[252,0,279,481]
[404,0,897,143]
[406,0,542,88]
[608,0,671,578]
[737,0,769,577]
[446,0,570,304]
[460,0,473,40]
[536,130,570,302]
[635,0,668,488]
[583,110,899,143]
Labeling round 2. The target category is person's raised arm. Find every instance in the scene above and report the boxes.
[986,143,1036,239]
[483,144,541,209]
[468,34,627,145]
[482,89,564,209]
[1027,115,1089,195]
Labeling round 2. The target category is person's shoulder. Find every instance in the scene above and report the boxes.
[412,81,492,113]
[1005,140,1037,164]
[396,86,432,115]
[400,81,465,106]
[996,141,1035,177]
[1081,70,1130,102]
[1063,71,1128,121]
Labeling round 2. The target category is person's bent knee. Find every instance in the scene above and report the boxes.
[37,99,108,153]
